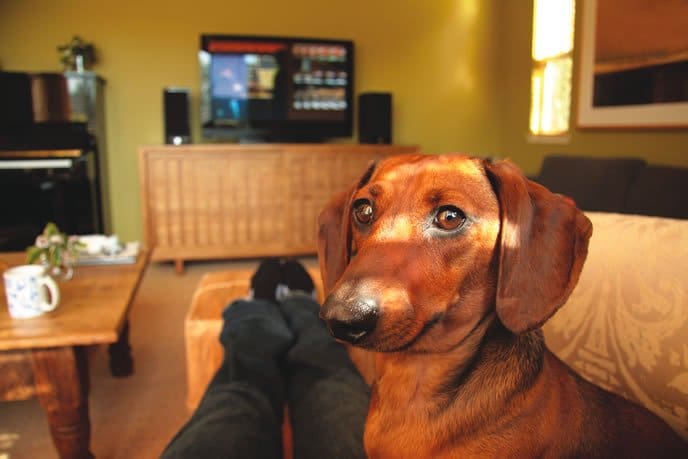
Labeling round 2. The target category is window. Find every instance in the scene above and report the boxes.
[529,0,575,136]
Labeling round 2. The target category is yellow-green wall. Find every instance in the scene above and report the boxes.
[497,1,688,175]
[2,1,686,242]
[0,0,501,242]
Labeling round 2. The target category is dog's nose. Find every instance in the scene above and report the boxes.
[321,296,379,343]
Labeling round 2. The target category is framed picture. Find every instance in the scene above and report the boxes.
[577,0,688,128]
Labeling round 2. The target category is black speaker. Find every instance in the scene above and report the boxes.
[0,72,34,127]
[358,92,392,144]
[163,87,191,145]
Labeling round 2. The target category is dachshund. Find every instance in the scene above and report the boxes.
[316,154,687,458]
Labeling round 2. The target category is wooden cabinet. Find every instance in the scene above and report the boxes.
[138,144,419,272]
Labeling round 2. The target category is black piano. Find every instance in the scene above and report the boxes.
[1,71,103,251]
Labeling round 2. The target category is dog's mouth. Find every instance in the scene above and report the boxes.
[391,312,445,351]
[331,310,445,353]
[366,311,444,352]
[322,283,448,352]
[325,322,370,345]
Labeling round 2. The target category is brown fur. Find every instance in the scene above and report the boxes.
[317,154,687,458]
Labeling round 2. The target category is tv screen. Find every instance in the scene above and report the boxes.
[200,34,354,142]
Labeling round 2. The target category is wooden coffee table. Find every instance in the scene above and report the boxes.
[0,250,148,459]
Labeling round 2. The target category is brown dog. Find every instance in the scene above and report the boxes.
[316,154,687,458]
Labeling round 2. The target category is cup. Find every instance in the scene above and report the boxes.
[3,265,60,319]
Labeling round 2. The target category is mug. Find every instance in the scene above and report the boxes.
[3,265,60,319]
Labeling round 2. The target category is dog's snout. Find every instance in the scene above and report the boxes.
[321,295,379,343]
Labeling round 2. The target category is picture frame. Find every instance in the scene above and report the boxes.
[577,0,688,129]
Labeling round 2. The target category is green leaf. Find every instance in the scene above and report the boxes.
[44,222,59,237]
[26,246,44,264]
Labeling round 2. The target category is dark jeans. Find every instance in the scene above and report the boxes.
[161,295,370,459]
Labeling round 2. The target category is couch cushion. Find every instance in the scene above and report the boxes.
[543,212,688,439]
[534,155,646,212]
[623,165,688,219]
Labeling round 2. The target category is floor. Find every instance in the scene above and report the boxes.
[0,256,317,459]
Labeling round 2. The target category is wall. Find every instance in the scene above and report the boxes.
[0,0,501,242]
[4,1,683,242]
[497,1,688,175]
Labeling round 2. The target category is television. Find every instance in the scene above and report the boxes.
[199,34,354,142]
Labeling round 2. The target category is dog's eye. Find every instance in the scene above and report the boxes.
[353,199,374,225]
[434,206,465,231]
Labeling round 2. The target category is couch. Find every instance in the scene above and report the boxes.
[542,212,688,440]
[184,211,688,443]
[533,155,688,219]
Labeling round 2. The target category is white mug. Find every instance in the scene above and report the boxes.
[3,265,60,319]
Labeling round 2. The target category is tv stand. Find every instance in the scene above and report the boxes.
[235,136,326,144]
[202,130,332,144]
[139,143,419,273]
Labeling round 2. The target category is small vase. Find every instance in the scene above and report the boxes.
[50,264,74,281]
[44,262,74,281]
[74,54,85,73]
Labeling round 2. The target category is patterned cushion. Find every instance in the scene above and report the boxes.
[543,212,688,439]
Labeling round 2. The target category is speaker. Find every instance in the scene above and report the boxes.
[163,87,191,145]
[358,92,392,144]
[0,72,34,127]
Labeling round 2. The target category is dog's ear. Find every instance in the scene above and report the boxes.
[317,161,378,294]
[317,188,353,294]
[484,159,593,334]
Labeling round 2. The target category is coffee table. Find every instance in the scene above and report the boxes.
[0,250,148,459]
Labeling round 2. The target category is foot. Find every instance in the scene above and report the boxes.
[277,259,316,301]
[248,258,282,302]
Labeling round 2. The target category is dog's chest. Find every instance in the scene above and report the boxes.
[363,380,445,458]
[364,412,502,459]
[364,411,432,459]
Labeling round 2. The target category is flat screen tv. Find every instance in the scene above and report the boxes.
[200,34,354,142]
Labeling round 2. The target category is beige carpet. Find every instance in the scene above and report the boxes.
[0,256,318,459]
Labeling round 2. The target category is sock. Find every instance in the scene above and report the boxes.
[248,258,282,302]
[277,259,316,301]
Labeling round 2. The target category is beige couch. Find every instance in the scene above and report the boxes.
[184,212,688,440]
[543,212,688,440]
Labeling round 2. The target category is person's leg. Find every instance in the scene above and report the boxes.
[279,261,370,459]
[162,260,291,459]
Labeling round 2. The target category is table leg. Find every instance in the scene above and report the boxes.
[31,346,93,459]
[108,319,134,377]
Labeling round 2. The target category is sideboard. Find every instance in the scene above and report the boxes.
[138,144,420,273]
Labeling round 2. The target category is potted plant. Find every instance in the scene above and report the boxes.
[26,222,85,280]
[57,35,96,72]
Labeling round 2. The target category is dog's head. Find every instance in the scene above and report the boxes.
[318,154,592,352]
